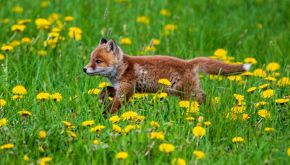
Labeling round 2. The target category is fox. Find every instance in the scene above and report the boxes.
[83,38,251,114]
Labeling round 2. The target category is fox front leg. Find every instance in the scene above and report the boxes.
[98,86,116,103]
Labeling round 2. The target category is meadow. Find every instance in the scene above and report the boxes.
[0,0,289,164]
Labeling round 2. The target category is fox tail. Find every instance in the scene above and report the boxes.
[189,57,251,75]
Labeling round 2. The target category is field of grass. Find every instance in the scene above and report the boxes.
[0,0,289,164]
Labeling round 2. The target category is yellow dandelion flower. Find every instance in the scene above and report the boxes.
[12,85,27,95]
[185,117,195,122]
[152,39,160,45]
[264,76,276,82]
[10,40,21,47]
[264,127,275,132]
[0,143,14,149]
[81,120,95,127]
[0,118,7,127]
[115,151,128,160]
[204,121,211,126]
[277,77,290,87]
[50,92,62,102]
[68,27,82,41]
[150,121,160,128]
[39,157,52,165]
[18,110,32,116]
[88,88,100,95]
[193,150,205,160]
[17,19,31,25]
[244,57,257,64]
[0,54,5,60]
[121,111,138,120]
[234,94,244,102]
[153,92,168,100]
[90,125,105,132]
[258,83,269,90]
[255,101,268,108]
[1,44,13,52]
[214,48,227,59]
[0,99,7,107]
[261,89,274,98]
[21,37,31,43]
[136,16,150,25]
[92,139,100,145]
[160,9,171,16]
[39,130,47,139]
[11,24,26,32]
[159,143,175,153]
[98,82,110,88]
[231,106,246,114]
[35,18,51,29]
[211,97,220,104]
[66,130,77,138]
[247,87,257,93]
[120,37,132,45]
[123,124,139,133]
[227,75,242,81]
[192,126,206,137]
[275,98,289,104]
[158,78,172,86]
[287,147,290,156]
[253,68,266,77]
[266,62,280,71]
[112,124,122,133]
[23,154,29,161]
[62,121,75,129]
[12,5,23,13]
[109,115,121,123]
[171,158,186,165]
[164,24,177,32]
[150,131,165,140]
[36,92,50,100]
[258,109,271,118]
[241,71,253,76]
[12,95,23,100]
[242,114,250,120]
[144,45,156,52]
[64,16,74,22]
[37,50,47,57]
[232,137,244,143]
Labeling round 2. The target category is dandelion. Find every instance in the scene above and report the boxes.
[261,89,274,98]
[264,127,275,132]
[241,71,253,76]
[144,45,156,52]
[39,157,52,165]
[92,139,100,145]
[0,99,7,107]
[21,37,31,43]
[63,121,75,129]
[214,48,227,59]
[12,5,23,13]
[266,62,280,71]
[121,111,138,120]
[275,98,289,104]
[160,9,171,16]
[11,24,26,32]
[164,24,177,32]
[227,75,242,82]
[18,110,32,116]
[192,126,206,137]
[234,94,244,102]
[1,44,13,52]
[171,158,186,165]
[277,77,290,87]
[150,121,160,128]
[81,120,95,127]
[115,152,128,160]
[211,97,220,104]
[258,109,271,119]
[242,114,250,120]
[12,85,27,95]
[88,88,100,95]
[35,18,51,29]
[112,124,122,133]
[23,155,29,161]
[64,16,74,22]
[231,106,246,114]
[158,78,172,86]
[36,92,50,100]
[109,115,121,123]
[150,131,165,140]
[244,57,257,64]
[152,39,160,45]
[66,130,77,138]
[68,27,82,41]
[0,143,14,149]
[258,83,269,89]
[38,50,48,57]
[136,16,150,25]
[0,54,5,60]
[123,124,139,133]
[98,82,110,88]
[12,95,23,100]
[185,117,195,122]
[50,92,62,101]
[90,125,105,133]
[0,118,7,127]
[10,40,21,47]
[204,121,211,126]
[193,150,205,160]
[159,143,175,153]
[288,147,290,156]
[120,37,132,45]
[253,68,266,77]
[255,101,268,108]
[39,130,47,139]
[153,92,168,100]
[232,137,244,143]
[247,87,257,93]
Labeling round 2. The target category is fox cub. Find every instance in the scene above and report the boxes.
[83,38,251,113]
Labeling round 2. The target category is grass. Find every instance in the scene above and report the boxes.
[0,0,289,164]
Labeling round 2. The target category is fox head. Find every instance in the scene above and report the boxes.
[83,38,124,77]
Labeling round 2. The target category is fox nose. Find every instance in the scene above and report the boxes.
[83,68,87,72]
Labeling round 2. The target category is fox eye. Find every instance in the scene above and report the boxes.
[96,59,102,64]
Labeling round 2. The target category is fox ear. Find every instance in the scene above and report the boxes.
[99,38,107,45]
[106,39,118,53]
